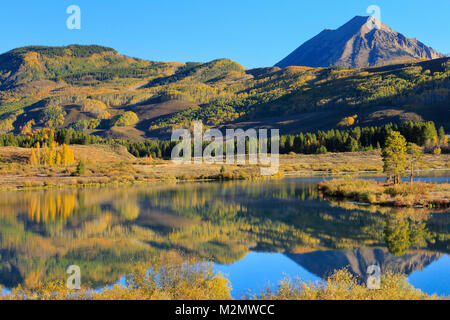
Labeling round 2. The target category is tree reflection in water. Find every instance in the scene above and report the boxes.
[0,180,447,290]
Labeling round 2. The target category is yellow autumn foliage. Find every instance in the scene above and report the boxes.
[29,142,75,166]
[0,266,442,300]
[338,114,357,127]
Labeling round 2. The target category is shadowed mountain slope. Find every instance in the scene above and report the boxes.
[276,16,444,68]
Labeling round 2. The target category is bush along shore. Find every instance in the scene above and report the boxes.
[0,262,444,300]
[317,130,450,209]
[318,177,450,208]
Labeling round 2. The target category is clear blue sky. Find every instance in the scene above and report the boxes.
[0,0,448,68]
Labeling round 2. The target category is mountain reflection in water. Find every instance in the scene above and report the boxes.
[0,179,448,295]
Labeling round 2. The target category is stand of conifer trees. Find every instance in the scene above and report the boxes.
[0,121,445,159]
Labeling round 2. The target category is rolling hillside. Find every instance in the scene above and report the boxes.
[0,44,449,140]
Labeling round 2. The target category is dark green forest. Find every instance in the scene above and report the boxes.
[0,121,445,158]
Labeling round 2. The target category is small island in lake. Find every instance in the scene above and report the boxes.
[318,178,450,208]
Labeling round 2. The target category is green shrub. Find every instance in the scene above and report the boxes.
[74,159,86,176]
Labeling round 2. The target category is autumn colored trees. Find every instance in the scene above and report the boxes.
[29,141,75,166]
[382,131,408,184]
[406,143,424,183]
[41,105,66,129]
[1,121,446,162]
[383,131,426,184]
[111,111,139,127]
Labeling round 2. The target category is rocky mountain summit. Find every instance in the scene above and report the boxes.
[276,16,444,68]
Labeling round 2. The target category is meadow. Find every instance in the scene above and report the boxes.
[0,143,449,190]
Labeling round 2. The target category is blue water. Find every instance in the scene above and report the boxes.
[369,177,450,184]
[215,252,450,298]
[1,178,448,299]
[408,255,450,296]
[0,288,11,295]
[215,252,321,298]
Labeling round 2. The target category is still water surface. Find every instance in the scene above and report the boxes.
[0,177,448,297]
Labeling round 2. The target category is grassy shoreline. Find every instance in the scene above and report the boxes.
[318,177,450,208]
[0,263,445,300]
[0,146,449,191]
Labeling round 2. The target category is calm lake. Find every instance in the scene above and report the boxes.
[0,177,449,298]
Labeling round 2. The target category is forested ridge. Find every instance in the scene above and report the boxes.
[0,120,446,158]
[0,45,449,142]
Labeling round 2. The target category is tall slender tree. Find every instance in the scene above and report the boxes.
[382,131,407,184]
[406,143,423,184]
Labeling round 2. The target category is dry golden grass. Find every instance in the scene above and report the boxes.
[1,265,444,300]
[0,147,449,190]
[281,150,449,175]
[0,144,134,164]
[256,269,441,300]
[0,260,232,300]
[319,177,450,208]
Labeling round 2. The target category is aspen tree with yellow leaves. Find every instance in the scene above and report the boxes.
[29,142,75,166]
[29,148,38,166]
[61,144,75,165]
[382,131,408,184]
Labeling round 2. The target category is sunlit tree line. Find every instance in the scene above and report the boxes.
[0,121,446,160]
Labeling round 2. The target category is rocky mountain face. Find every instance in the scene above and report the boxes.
[276,16,444,68]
